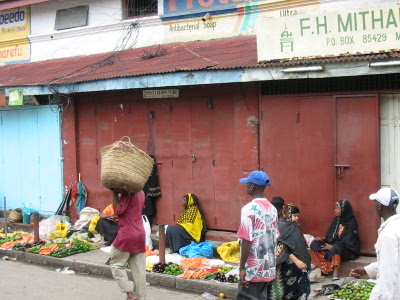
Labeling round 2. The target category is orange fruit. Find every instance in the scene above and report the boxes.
[219,293,226,298]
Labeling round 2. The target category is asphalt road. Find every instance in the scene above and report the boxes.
[0,260,220,300]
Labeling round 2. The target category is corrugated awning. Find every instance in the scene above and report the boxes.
[0,36,259,87]
[1,35,399,88]
[0,0,49,10]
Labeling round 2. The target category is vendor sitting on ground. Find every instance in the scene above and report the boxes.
[310,199,360,281]
[95,203,119,245]
[166,193,206,253]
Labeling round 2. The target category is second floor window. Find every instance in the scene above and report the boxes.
[126,0,158,18]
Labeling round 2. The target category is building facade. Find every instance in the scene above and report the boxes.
[1,0,400,253]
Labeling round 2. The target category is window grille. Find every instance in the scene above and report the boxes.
[126,0,158,18]
[260,73,400,95]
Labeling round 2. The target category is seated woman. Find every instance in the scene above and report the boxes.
[95,203,119,245]
[269,203,311,300]
[310,199,360,281]
[166,193,206,253]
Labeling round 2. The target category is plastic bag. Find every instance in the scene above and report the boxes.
[39,215,62,240]
[205,259,225,267]
[179,242,214,258]
[73,207,99,230]
[49,222,68,240]
[316,283,340,296]
[217,241,240,263]
[303,234,315,248]
[146,255,160,264]
[179,243,194,257]
[22,203,34,215]
[56,267,75,275]
[156,225,168,237]
[165,253,184,265]
[142,215,152,249]
[22,203,35,224]
[88,215,100,234]
[201,292,218,299]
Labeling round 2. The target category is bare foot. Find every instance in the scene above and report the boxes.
[126,291,138,300]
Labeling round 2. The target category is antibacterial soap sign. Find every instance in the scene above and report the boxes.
[257,6,400,62]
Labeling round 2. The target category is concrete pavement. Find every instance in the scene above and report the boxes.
[0,259,206,300]
[0,247,337,299]
[1,248,239,298]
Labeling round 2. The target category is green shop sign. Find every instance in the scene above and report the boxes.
[8,89,23,105]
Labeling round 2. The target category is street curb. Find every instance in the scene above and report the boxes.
[1,249,238,298]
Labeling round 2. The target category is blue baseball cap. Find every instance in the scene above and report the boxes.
[239,171,271,186]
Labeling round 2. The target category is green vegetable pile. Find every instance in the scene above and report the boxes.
[331,280,375,300]
[50,248,83,258]
[70,238,99,252]
[12,243,26,251]
[30,243,52,254]
[69,232,90,241]
[205,272,238,283]
[218,265,234,274]
[163,263,184,276]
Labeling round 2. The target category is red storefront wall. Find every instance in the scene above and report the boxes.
[62,86,380,253]
[62,83,260,231]
[260,94,380,253]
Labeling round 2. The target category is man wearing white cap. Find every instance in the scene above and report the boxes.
[350,187,400,300]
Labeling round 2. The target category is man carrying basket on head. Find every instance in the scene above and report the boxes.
[101,137,155,300]
[110,189,146,300]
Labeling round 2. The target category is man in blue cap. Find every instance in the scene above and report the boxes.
[236,171,279,300]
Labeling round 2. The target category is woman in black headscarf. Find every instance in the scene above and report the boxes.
[310,199,360,280]
[269,203,311,300]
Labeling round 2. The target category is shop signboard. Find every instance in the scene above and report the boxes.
[8,89,23,106]
[143,89,179,98]
[0,6,30,63]
[161,0,264,20]
[257,6,400,62]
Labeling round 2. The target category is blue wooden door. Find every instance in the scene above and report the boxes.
[0,106,62,214]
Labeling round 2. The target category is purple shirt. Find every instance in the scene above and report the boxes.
[112,191,145,254]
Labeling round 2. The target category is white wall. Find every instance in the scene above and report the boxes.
[380,94,400,214]
[31,0,123,35]
[27,0,400,62]
[29,0,163,61]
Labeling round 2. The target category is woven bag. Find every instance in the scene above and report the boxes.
[8,209,22,223]
[101,136,154,193]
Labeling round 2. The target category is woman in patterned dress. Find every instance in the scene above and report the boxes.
[269,204,311,300]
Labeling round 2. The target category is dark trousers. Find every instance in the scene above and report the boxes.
[237,281,270,300]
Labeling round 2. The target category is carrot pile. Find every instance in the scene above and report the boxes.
[39,244,60,255]
[181,268,209,279]
[145,245,158,256]
[22,235,34,243]
[179,257,207,270]
[0,240,21,249]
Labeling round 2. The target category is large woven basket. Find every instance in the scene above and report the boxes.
[8,209,22,223]
[101,137,154,193]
